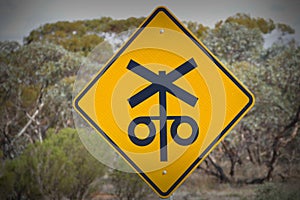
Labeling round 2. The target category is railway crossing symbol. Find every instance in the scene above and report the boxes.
[73,7,255,198]
[127,58,199,162]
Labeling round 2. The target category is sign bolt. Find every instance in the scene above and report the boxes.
[162,170,167,175]
[160,29,165,34]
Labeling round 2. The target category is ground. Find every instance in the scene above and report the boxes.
[93,172,259,200]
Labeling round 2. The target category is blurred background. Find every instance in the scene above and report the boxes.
[0,0,299,199]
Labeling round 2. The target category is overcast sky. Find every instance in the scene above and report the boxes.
[0,0,299,43]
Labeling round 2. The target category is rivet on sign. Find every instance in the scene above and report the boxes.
[160,29,164,34]
[162,170,167,175]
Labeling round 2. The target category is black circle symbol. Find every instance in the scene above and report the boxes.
[128,117,156,146]
[171,116,199,146]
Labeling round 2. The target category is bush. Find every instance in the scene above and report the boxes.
[110,170,152,200]
[0,128,107,200]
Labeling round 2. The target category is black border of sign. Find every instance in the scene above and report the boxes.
[74,7,254,197]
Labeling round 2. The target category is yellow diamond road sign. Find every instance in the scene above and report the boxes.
[73,7,255,198]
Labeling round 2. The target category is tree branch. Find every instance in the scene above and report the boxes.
[207,155,230,182]
[14,102,44,140]
[12,84,46,143]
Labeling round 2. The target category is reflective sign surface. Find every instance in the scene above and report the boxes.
[73,7,255,198]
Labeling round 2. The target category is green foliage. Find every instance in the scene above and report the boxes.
[0,41,20,61]
[0,154,42,199]
[277,23,295,34]
[101,17,145,33]
[242,41,300,136]
[24,17,145,55]
[224,13,276,34]
[41,33,104,56]
[201,16,299,182]
[0,42,86,158]
[185,21,209,39]
[110,170,152,200]
[220,13,295,35]
[20,85,39,107]
[1,42,81,88]
[0,128,106,200]
[209,41,300,182]
[204,22,264,64]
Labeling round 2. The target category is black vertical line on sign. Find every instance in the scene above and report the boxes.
[158,71,168,161]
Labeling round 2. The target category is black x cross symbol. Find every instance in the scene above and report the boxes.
[127,58,198,107]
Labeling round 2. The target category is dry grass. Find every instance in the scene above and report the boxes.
[172,172,256,200]
[92,171,300,200]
